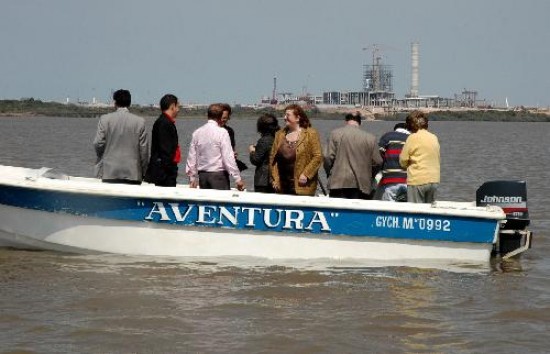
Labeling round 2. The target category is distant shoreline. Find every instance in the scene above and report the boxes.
[1,99,549,122]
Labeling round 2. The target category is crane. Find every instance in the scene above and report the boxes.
[361,43,398,92]
[362,44,382,67]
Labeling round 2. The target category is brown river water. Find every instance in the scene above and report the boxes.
[0,116,549,353]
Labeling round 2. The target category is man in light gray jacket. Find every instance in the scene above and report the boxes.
[324,113,382,199]
[93,89,149,184]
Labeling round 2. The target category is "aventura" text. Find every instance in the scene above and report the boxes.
[144,202,332,231]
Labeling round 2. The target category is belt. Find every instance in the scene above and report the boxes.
[198,170,228,174]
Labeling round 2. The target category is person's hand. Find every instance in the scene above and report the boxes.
[236,180,245,191]
[189,180,198,188]
[272,181,281,193]
[298,174,308,186]
[249,145,256,153]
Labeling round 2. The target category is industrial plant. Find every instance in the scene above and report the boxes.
[262,42,488,110]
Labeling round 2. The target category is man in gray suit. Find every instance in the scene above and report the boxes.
[324,113,382,199]
[93,89,149,185]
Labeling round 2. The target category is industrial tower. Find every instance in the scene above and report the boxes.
[362,44,395,106]
[409,42,419,98]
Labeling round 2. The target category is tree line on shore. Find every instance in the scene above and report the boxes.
[1,98,549,122]
[380,109,550,122]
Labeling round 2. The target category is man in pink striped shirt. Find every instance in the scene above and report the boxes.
[185,103,245,191]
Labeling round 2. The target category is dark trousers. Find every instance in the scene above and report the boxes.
[145,162,177,187]
[155,175,177,187]
[254,185,275,193]
[102,179,141,185]
[198,171,230,190]
[329,188,372,200]
[155,166,178,187]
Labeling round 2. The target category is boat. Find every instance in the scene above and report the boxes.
[0,165,532,265]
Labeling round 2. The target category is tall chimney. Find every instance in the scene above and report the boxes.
[272,77,277,102]
[410,42,419,97]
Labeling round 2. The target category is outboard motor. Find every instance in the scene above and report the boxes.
[476,181,532,258]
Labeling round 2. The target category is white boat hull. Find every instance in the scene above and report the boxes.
[0,165,517,266]
[0,203,492,262]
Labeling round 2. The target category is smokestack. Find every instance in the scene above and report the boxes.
[410,42,419,97]
[272,77,277,101]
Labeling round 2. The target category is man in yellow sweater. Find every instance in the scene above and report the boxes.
[399,111,440,203]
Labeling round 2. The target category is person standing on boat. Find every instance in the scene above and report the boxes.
[185,103,245,191]
[249,113,280,193]
[269,104,322,196]
[220,103,248,172]
[144,94,181,187]
[93,89,149,185]
[373,122,410,201]
[323,113,382,199]
[399,111,440,203]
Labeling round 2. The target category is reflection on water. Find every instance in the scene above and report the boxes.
[0,117,549,352]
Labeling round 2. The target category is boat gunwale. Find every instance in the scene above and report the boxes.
[0,176,505,223]
[0,165,505,220]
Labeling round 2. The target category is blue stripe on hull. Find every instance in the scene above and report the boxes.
[0,185,497,244]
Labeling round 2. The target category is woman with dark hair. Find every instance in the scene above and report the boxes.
[269,104,323,196]
[248,113,280,193]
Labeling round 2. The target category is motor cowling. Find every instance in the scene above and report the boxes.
[476,181,531,257]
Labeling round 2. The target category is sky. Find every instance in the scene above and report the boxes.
[1,0,549,107]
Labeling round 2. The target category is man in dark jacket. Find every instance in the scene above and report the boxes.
[220,103,247,172]
[145,94,181,187]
